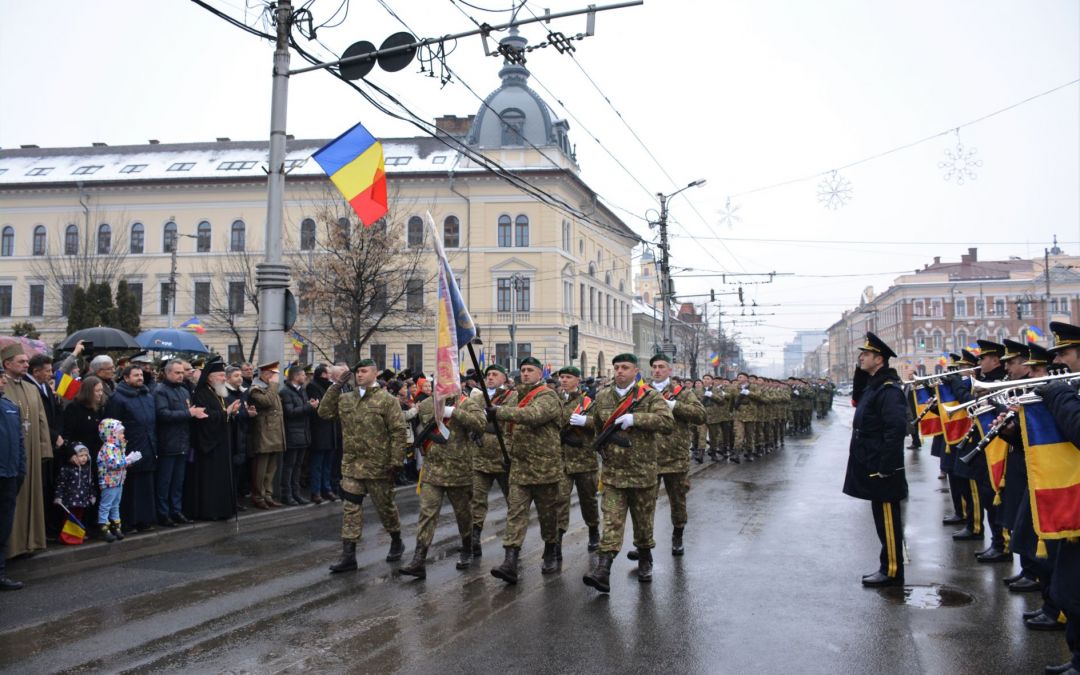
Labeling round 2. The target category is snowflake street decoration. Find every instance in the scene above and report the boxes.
[718,197,742,228]
[817,170,853,210]
[939,132,983,185]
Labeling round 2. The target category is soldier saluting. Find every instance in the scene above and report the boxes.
[319,358,409,573]
[487,357,564,584]
[843,332,908,588]
[578,353,674,593]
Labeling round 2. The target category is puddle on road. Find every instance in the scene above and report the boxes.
[879,584,974,609]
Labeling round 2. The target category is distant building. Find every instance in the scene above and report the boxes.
[634,247,660,308]
[783,330,828,376]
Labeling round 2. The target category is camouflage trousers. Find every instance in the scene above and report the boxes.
[471,470,510,530]
[415,483,472,549]
[340,477,400,543]
[557,470,600,532]
[734,421,756,453]
[599,484,658,555]
[707,422,734,453]
[503,482,560,548]
[658,471,689,528]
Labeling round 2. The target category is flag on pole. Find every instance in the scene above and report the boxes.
[427,211,477,437]
[1018,401,1080,548]
[312,121,388,226]
[708,352,720,367]
[179,316,206,334]
[53,370,82,401]
[56,502,86,545]
[1025,325,1045,344]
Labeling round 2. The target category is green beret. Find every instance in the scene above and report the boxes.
[519,356,542,369]
[485,364,508,376]
[612,353,638,365]
[352,358,376,370]
[557,366,581,377]
[649,353,672,365]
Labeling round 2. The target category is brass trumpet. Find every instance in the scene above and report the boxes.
[970,371,1080,394]
[901,366,979,386]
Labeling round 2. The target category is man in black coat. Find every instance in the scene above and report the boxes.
[186,360,242,520]
[154,360,208,527]
[843,332,908,588]
[278,365,315,506]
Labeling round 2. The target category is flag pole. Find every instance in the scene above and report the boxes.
[467,340,511,471]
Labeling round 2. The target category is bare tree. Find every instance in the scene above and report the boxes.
[206,245,262,362]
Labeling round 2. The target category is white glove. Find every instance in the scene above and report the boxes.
[793,390,800,397]
[704,390,713,398]
[569,413,588,427]
[740,386,750,395]
[665,399,676,410]
[443,406,455,419]
[615,414,634,429]
[124,451,143,465]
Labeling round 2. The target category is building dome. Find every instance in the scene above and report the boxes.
[465,28,574,161]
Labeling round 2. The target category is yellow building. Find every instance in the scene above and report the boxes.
[0,36,636,376]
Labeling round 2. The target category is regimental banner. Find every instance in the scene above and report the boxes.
[914,386,942,437]
[936,380,973,445]
[1018,402,1080,541]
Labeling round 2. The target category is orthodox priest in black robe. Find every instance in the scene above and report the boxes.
[186,359,241,520]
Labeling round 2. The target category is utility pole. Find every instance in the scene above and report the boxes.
[256,0,293,369]
[655,179,705,358]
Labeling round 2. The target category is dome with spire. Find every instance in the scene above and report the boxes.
[465,26,575,163]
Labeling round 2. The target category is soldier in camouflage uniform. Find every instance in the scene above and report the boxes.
[644,354,704,557]
[733,373,759,462]
[488,357,564,584]
[470,364,512,558]
[318,359,409,573]
[776,380,792,447]
[399,387,486,579]
[554,366,600,556]
[578,353,674,593]
[701,374,722,461]
[716,378,737,461]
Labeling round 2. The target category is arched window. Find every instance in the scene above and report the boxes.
[196,220,211,252]
[300,218,316,250]
[230,220,245,252]
[931,329,944,352]
[914,329,927,352]
[514,214,529,247]
[337,217,351,248]
[32,225,45,256]
[163,222,177,253]
[443,215,460,249]
[64,224,79,255]
[97,224,111,254]
[998,328,1009,344]
[1,227,13,257]
[500,108,525,145]
[619,280,625,293]
[407,216,424,248]
[497,215,511,247]
[605,271,612,286]
[130,222,144,254]
[955,329,968,352]
[588,262,596,277]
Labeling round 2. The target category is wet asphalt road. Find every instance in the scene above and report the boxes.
[0,404,1072,674]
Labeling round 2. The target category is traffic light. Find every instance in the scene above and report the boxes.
[568,324,579,356]
[710,288,715,302]
[919,336,926,349]
[738,286,744,305]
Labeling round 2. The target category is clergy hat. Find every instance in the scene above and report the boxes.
[858,332,896,360]
[204,360,226,375]
[1049,321,1080,353]
[975,339,1004,358]
[1001,339,1029,362]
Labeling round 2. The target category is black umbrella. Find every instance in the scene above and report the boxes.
[59,327,141,352]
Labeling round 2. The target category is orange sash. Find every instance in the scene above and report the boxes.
[507,384,546,434]
[661,385,683,401]
[602,385,647,432]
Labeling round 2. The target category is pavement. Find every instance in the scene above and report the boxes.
[0,403,1073,674]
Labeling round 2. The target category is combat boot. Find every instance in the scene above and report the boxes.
[457,537,473,570]
[491,547,520,584]
[556,529,565,561]
[386,532,405,562]
[672,527,684,556]
[583,553,613,593]
[329,540,358,573]
[399,545,427,579]
[471,525,483,557]
[636,548,653,583]
[541,542,559,574]
[587,526,600,552]
[626,549,639,561]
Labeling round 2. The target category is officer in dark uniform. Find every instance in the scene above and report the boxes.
[843,332,908,588]
[1035,322,1080,674]
[937,352,969,525]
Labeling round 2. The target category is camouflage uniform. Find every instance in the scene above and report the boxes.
[702,383,726,457]
[585,383,674,554]
[414,395,485,548]
[471,387,512,530]
[557,389,599,533]
[732,382,758,457]
[318,382,408,543]
[494,382,564,548]
[654,382,705,529]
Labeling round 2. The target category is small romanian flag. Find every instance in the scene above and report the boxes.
[179,316,206,335]
[1025,325,1045,344]
[708,352,720,367]
[60,510,86,545]
[54,370,82,401]
[936,381,973,445]
[313,122,389,226]
[913,386,942,438]
[1018,402,1080,543]
[289,330,305,355]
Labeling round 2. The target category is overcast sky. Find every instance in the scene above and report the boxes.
[2,0,1077,369]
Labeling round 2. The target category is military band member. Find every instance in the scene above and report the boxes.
[646,354,704,556]
[470,364,513,558]
[319,359,409,573]
[580,353,674,593]
[843,332,908,587]
[399,385,487,579]
[488,357,564,584]
[555,366,601,555]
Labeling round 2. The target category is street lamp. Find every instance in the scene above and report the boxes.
[167,231,200,329]
[654,179,706,357]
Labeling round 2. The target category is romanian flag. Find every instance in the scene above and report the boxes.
[289,330,305,355]
[936,381,973,445]
[1018,402,1080,543]
[913,386,942,437]
[967,343,982,356]
[313,122,388,226]
[709,352,720,367]
[1025,325,1045,344]
[53,370,82,401]
[937,353,949,368]
[59,508,86,545]
[179,316,206,335]
[972,407,1008,500]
